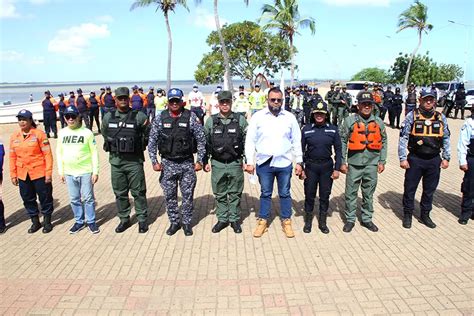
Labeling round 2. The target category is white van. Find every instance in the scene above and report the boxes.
[345,81,375,106]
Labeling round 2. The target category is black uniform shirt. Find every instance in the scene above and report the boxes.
[301,122,342,170]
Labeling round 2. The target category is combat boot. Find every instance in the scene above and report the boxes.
[420,211,436,229]
[28,216,42,234]
[253,219,268,238]
[281,219,295,238]
[303,213,313,233]
[402,212,412,229]
[53,132,58,139]
[318,213,329,234]
[42,214,53,233]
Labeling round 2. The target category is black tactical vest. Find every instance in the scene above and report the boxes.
[408,109,443,157]
[406,91,417,104]
[105,110,140,153]
[210,113,243,163]
[158,110,196,161]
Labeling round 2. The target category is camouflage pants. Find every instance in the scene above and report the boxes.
[159,159,197,225]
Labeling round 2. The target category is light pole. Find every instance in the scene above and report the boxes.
[448,20,472,82]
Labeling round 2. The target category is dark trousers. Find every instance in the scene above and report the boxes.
[19,175,54,217]
[405,104,416,116]
[79,111,90,129]
[460,156,474,221]
[380,106,388,121]
[147,107,156,122]
[388,105,402,127]
[43,111,57,135]
[403,154,441,214]
[0,176,4,227]
[304,160,334,215]
[59,110,66,128]
[88,107,101,132]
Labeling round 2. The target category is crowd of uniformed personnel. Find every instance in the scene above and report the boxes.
[0,81,472,237]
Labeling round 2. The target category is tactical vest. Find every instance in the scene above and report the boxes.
[408,109,443,157]
[393,94,403,105]
[209,113,243,163]
[147,93,155,108]
[89,96,99,108]
[42,97,55,112]
[406,92,417,105]
[348,116,382,151]
[76,95,87,112]
[158,110,196,161]
[105,110,140,154]
[131,94,143,110]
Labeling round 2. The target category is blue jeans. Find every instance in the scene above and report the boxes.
[256,160,293,220]
[65,174,96,224]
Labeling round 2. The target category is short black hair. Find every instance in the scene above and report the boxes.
[268,87,282,97]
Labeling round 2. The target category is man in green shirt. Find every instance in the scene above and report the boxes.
[101,87,150,234]
[204,90,248,234]
[340,91,387,233]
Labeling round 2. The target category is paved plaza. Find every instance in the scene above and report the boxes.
[0,116,472,315]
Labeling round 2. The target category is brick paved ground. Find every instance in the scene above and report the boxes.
[0,114,472,315]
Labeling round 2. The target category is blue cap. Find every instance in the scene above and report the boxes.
[77,88,82,93]
[132,85,139,90]
[420,89,436,98]
[167,88,184,100]
[65,105,79,115]
[17,109,33,119]
[106,86,111,90]
[58,93,64,97]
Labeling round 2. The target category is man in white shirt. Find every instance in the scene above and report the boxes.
[188,84,205,124]
[245,87,304,238]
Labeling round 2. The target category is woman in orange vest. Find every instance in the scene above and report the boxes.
[9,109,54,234]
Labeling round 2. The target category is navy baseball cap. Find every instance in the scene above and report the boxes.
[420,89,436,99]
[77,88,82,93]
[167,88,184,100]
[65,105,79,115]
[132,85,139,90]
[17,109,33,119]
[58,93,64,97]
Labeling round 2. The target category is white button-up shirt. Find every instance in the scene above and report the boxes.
[245,107,303,168]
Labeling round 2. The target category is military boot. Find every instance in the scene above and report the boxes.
[253,219,268,238]
[303,213,313,233]
[28,215,42,234]
[318,213,329,234]
[420,211,436,229]
[42,214,53,233]
[281,219,295,238]
[461,109,465,120]
[402,212,412,229]
[53,132,58,139]
[454,109,459,119]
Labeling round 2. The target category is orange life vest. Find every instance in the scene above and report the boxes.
[348,116,382,151]
[372,91,382,104]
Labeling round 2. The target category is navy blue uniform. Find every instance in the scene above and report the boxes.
[457,117,474,223]
[301,123,342,216]
[42,97,57,137]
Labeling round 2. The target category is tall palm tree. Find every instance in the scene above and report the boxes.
[260,0,315,87]
[130,0,189,91]
[397,0,433,92]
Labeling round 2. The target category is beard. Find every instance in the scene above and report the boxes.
[268,104,281,114]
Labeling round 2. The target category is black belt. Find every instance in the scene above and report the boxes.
[306,158,332,164]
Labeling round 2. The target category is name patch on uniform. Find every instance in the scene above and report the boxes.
[126,124,134,128]
[108,123,118,128]
[163,123,172,128]
[178,123,188,127]
[228,129,236,133]
[304,130,315,134]
[325,130,336,133]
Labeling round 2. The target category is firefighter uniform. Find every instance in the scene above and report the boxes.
[76,89,90,129]
[204,91,248,233]
[41,91,58,138]
[457,115,474,224]
[101,87,150,232]
[340,95,387,232]
[398,90,450,229]
[57,93,67,128]
[87,92,101,133]
[148,88,206,236]
[101,87,116,114]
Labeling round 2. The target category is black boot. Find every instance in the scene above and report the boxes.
[318,213,329,234]
[303,213,313,233]
[53,132,58,139]
[212,221,228,233]
[402,212,412,229]
[454,109,459,119]
[166,223,181,236]
[183,224,193,236]
[420,211,436,229]
[138,221,148,233]
[115,220,131,233]
[42,214,53,233]
[461,109,465,120]
[28,215,42,234]
[230,222,242,233]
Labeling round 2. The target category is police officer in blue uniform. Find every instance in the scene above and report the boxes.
[148,88,206,236]
[300,102,342,234]
[389,87,403,129]
[42,90,58,138]
[399,89,450,229]
[457,109,474,225]
[57,93,67,128]
[146,86,156,121]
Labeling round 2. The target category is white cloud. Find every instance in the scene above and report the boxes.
[191,8,228,30]
[97,15,114,23]
[29,0,49,4]
[0,50,24,61]
[1,0,20,18]
[322,0,390,6]
[48,23,110,60]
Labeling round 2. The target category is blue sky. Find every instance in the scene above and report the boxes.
[1,0,473,83]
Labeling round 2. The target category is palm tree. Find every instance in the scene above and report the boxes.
[130,0,189,92]
[260,0,315,87]
[397,0,433,92]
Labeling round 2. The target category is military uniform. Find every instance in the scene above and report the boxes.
[204,91,248,233]
[340,87,352,117]
[457,115,474,224]
[398,89,450,229]
[148,88,206,236]
[331,87,346,126]
[101,87,150,233]
[324,85,336,122]
[340,93,387,232]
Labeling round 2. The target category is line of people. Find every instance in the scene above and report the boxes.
[2,86,473,237]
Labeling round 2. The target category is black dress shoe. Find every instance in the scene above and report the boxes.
[402,213,412,229]
[138,222,148,233]
[361,221,379,232]
[166,223,181,236]
[458,219,468,225]
[421,217,436,229]
[343,222,355,233]
[230,222,242,233]
[212,221,229,233]
[183,224,193,236]
[318,224,330,234]
[115,221,131,233]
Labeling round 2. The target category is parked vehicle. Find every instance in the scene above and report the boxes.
[465,89,474,110]
[345,81,375,106]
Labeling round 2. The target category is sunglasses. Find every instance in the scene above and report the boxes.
[65,114,78,120]
[269,98,283,103]
[117,96,128,101]
[169,99,182,104]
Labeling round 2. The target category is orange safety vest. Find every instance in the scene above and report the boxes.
[348,116,382,151]
[372,91,382,104]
